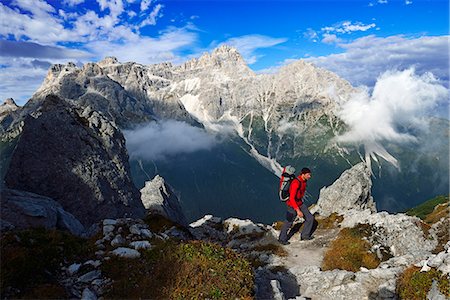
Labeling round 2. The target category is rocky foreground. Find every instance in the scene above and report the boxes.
[2,162,448,299]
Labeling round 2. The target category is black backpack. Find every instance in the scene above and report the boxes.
[279,166,298,202]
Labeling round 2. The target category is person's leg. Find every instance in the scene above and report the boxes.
[300,204,315,240]
[279,207,296,243]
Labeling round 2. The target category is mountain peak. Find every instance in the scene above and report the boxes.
[179,44,250,74]
[0,98,20,117]
[212,44,239,55]
[98,56,119,66]
[2,98,18,107]
[208,44,244,62]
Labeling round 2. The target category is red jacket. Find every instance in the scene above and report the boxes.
[287,176,306,211]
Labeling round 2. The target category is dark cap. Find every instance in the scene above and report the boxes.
[300,167,311,174]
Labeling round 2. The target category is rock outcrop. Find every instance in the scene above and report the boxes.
[140,175,188,226]
[4,94,145,227]
[0,98,19,119]
[0,98,21,133]
[1,188,85,236]
[314,162,376,217]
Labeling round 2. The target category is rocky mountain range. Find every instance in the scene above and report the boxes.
[1,45,448,223]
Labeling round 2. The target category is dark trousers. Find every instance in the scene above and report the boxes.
[279,204,317,242]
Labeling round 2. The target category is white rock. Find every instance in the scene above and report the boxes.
[190,214,222,228]
[84,260,102,268]
[78,270,101,283]
[103,219,117,226]
[445,241,450,252]
[224,217,265,237]
[140,228,153,239]
[130,240,152,250]
[81,287,97,300]
[110,234,126,247]
[421,264,432,272]
[428,253,445,268]
[360,267,369,272]
[129,224,142,235]
[103,225,115,236]
[270,280,285,300]
[315,163,376,217]
[67,263,81,275]
[111,247,141,258]
[427,280,447,300]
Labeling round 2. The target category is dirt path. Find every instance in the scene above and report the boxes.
[278,228,340,269]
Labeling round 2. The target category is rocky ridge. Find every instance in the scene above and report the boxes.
[55,200,448,299]
[1,160,448,299]
[4,94,145,228]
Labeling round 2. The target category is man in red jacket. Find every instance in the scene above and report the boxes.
[278,167,317,245]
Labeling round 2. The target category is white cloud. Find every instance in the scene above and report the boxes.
[336,68,448,168]
[140,4,163,27]
[220,34,287,64]
[96,0,124,18]
[12,0,55,17]
[63,0,85,6]
[0,57,71,104]
[307,35,449,87]
[140,0,152,11]
[322,21,376,34]
[123,120,217,161]
[0,3,71,43]
[405,0,412,5]
[378,0,388,3]
[87,26,197,64]
[303,28,318,42]
[321,33,342,44]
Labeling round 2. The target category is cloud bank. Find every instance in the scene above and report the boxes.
[307,35,449,87]
[335,68,448,168]
[123,120,217,161]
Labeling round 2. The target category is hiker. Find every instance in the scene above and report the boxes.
[278,167,317,245]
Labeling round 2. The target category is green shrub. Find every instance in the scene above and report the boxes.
[406,195,449,222]
[101,240,254,299]
[397,266,450,299]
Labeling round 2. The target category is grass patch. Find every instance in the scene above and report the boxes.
[101,240,254,299]
[272,221,284,231]
[406,195,449,222]
[321,224,381,272]
[0,228,93,298]
[424,202,449,225]
[316,212,344,229]
[396,266,450,300]
[251,243,288,257]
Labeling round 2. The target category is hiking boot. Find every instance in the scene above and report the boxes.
[278,239,290,245]
[300,235,314,241]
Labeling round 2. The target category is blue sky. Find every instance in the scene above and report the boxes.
[0,0,448,105]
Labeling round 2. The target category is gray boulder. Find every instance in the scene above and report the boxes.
[4,94,145,227]
[314,162,376,217]
[140,175,188,226]
[1,188,85,236]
